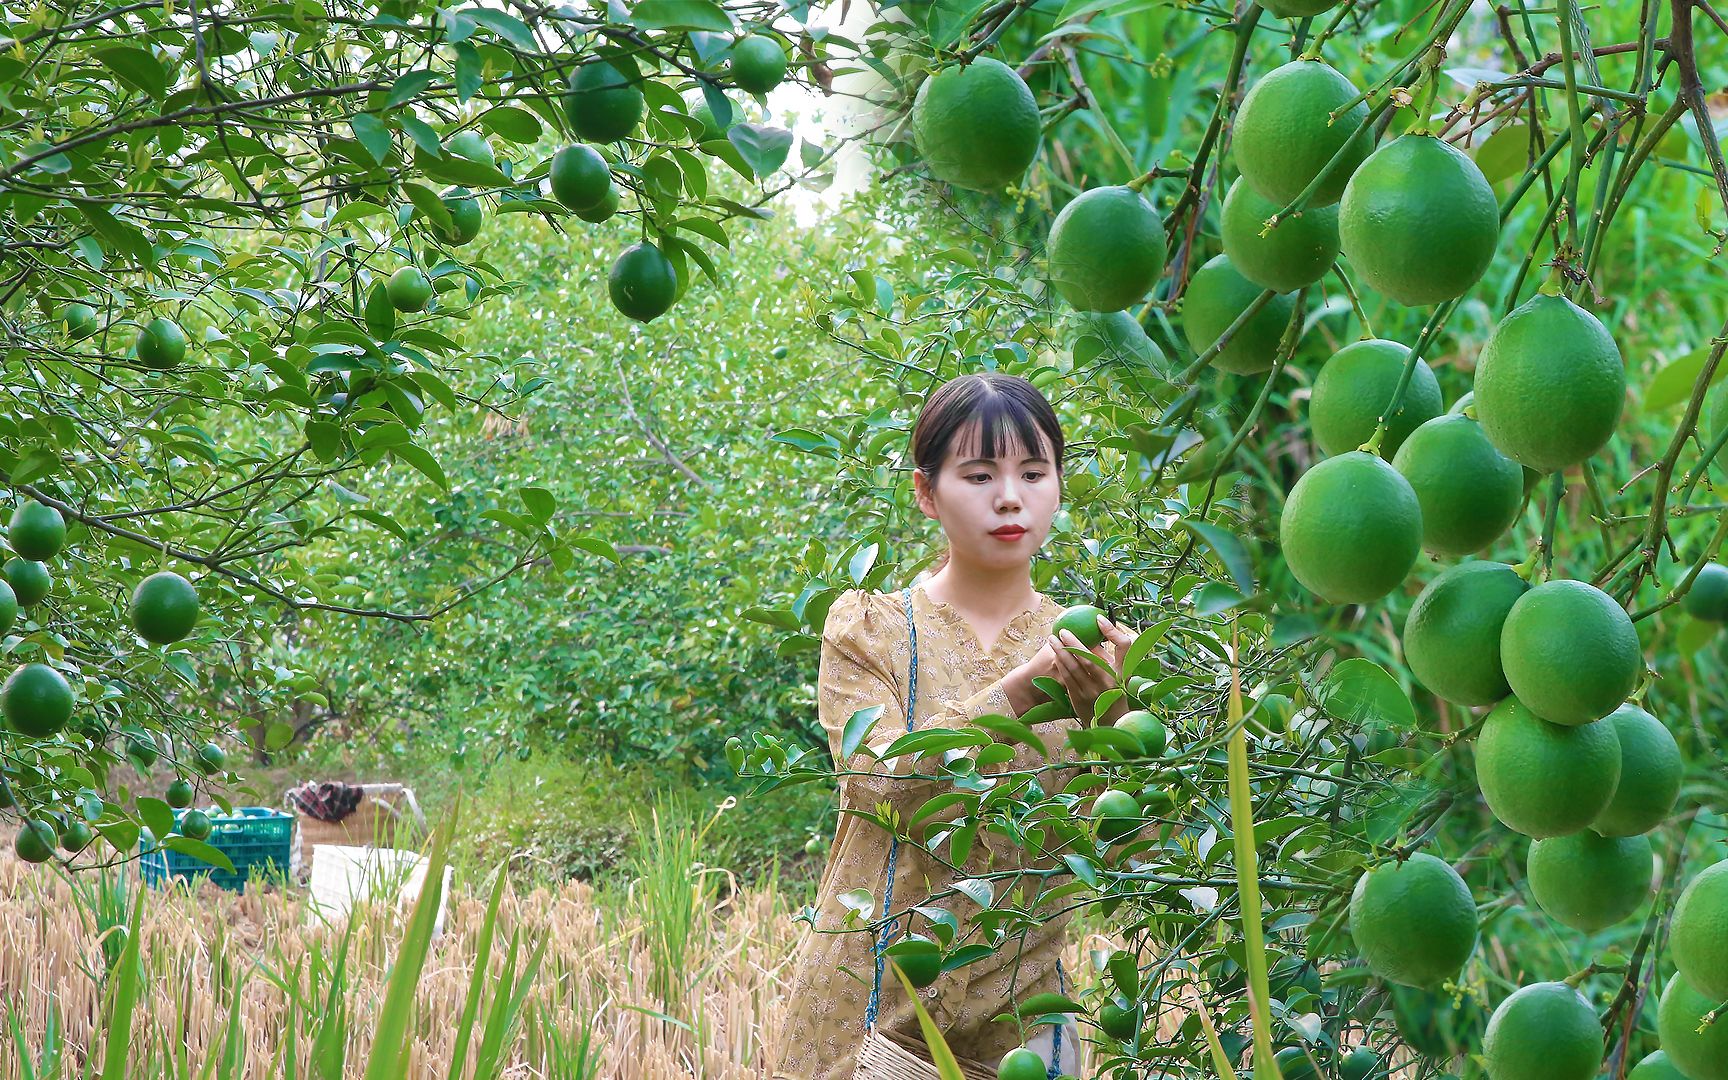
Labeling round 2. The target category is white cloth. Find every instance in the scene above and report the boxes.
[1024,1018,1081,1077]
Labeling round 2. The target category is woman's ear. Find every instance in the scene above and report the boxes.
[912,467,937,520]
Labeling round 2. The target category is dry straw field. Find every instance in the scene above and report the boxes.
[0,802,1112,1079]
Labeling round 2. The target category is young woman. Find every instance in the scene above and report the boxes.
[770,373,1140,1080]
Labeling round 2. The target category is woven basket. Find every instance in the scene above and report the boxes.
[853,1027,999,1080]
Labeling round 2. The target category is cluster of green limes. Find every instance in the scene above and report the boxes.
[556,33,788,325]
[0,498,212,864]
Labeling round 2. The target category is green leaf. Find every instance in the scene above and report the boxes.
[570,536,619,564]
[1179,519,1255,595]
[519,485,555,524]
[481,106,543,144]
[95,47,167,99]
[349,114,393,166]
[454,42,482,103]
[1318,657,1416,731]
[726,124,794,178]
[1010,992,1085,1017]
[136,797,174,841]
[391,443,450,490]
[467,8,540,49]
[841,703,885,760]
[1643,344,1717,413]
[98,887,145,1080]
[1472,121,1532,185]
[403,182,454,232]
[265,722,296,751]
[388,69,438,108]
[630,0,735,31]
[162,836,238,873]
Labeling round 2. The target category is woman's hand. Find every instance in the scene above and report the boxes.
[1048,614,1140,724]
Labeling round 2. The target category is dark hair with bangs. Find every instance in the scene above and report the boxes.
[911,373,1064,573]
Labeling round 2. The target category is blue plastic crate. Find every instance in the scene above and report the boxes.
[140,806,294,892]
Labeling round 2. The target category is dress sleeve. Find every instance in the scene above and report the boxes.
[817,590,1082,818]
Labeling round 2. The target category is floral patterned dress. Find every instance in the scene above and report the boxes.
[768,582,1092,1080]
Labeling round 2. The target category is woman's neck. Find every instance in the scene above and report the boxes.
[921,562,1039,618]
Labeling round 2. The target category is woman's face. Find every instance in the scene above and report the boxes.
[914,423,1061,570]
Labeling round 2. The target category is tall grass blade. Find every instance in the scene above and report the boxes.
[887,960,964,1080]
[8,996,39,1080]
[1226,627,1280,1079]
[473,930,547,1079]
[98,885,146,1080]
[444,860,510,1080]
[360,788,460,1080]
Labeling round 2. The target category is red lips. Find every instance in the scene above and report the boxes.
[991,526,1026,536]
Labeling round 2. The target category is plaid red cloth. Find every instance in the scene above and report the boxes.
[285,781,364,823]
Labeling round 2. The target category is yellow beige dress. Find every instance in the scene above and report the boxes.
[768,582,1093,1080]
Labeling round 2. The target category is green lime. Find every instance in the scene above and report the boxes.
[59,818,93,853]
[444,130,494,166]
[436,195,483,245]
[1234,60,1372,207]
[1341,1049,1382,1080]
[8,501,65,561]
[1500,579,1640,726]
[1114,710,1167,757]
[886,937,942,988]
[179,808,213,841]
[61,302,98,341]
[131,571,199,644]
[1181,253,1296,375]
[1527,830,1652,931]
[1682,562,1728,620]
[608,241,679,323]
[13,818,57,864]
[729,33,787,94]
[998,1047,1046,1080]
[136,317,187,369]
[1475,696,1621,837]
[1482,982,1603,1080]
[1220,177,1340,292]
[1472,293,1625,471]
[3,558,49,607]
[575,185,621,223]
[126,730,158,769]
[690,99,731,142]
[2,663,72,737]
[1098,1000,1141,1041]
[1403,561,1529,707]
[1280,450,1423,605]
[0,578,20,638]
[1673,860,1728,1001]
[166,778,194,808]
[1046,186,1167,311]
[1590,705,1682,837]
[1054,604,1106,646]
[1091,788,1142,844]
[1309,339,1443,457]
[1658,974,1728,1080]
[1627,1051,1689,1080]
[564,59,645,143]
[550,144,613,211]
[1392,414,1524,557]
[911,58,1041,192]
[1275,1047,1320,1080]
[387,267,433,313]
[1339,134,1499,305]
[195,741,227,775]
[1349,853,1477,988]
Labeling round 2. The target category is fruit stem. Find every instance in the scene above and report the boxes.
[1555,0,1590,251]
[1404,47,1447,135]
[1368,298,1457,453]
[1356,424,1385,458]
[1175,288,1281,385]
[1328,262,1375,339]
[1298,1,1359,60]
[1513,550,1541,581]
[1539,471,1566,580]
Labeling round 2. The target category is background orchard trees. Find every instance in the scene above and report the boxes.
[0,0,867,867]
[738,0,1728,1077]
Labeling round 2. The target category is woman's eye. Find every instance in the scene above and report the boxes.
[1025,472,1045,481]
[968,474,989,482]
